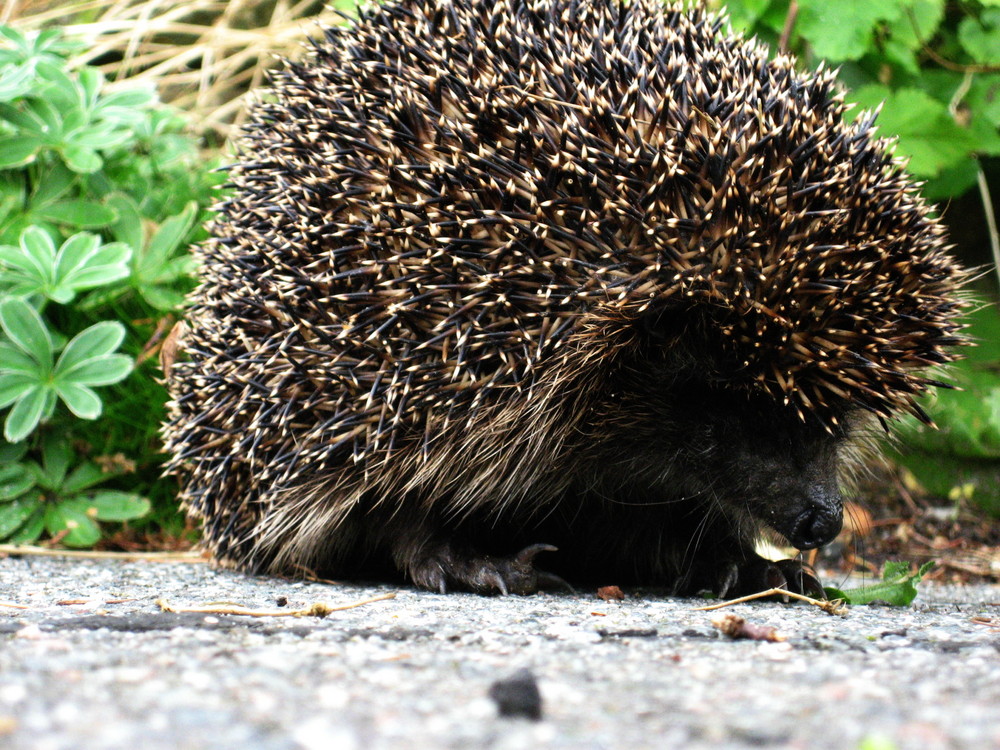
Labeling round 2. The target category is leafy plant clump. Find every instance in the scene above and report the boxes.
[0,25,222,546]
[717,0,999,201]
[0,435,148,547]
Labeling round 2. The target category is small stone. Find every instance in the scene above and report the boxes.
[488,669,543,721]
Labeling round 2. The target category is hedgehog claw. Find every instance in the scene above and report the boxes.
[723,556,824,599]
[407,542,559,596]
[716,562,740,600]
[515,543,559,566]
[484,570,509,596]
[536,570,575,594]
[774,559,825,598]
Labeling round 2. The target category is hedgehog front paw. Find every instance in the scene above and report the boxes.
[408,543,561,595]
[717,556,824,599]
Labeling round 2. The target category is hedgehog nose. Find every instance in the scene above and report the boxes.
[788,503,843,550]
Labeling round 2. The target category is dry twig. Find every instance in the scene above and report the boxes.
[156,592,396,617]
[693,588,848,616]
[0,545,204,562]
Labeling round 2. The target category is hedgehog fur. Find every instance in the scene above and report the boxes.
[163,0,966,596]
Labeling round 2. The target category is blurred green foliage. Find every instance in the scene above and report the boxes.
[717,0,1000,199]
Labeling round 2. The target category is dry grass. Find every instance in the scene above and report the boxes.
[3,0,357,139]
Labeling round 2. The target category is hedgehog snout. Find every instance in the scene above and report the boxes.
[777,487,844,550]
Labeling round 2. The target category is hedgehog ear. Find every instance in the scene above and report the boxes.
[635,308,683,343]
[635,306,750,383]
[636,307,727,348]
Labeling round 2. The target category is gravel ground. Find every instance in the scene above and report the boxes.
[1,556,998,750]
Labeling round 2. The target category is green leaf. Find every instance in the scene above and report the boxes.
[0,26,29,52]
[139,285,187,311]
[19,224,57,268]
[851,86,979,177]
[958,10,1000,65]
[0,242,41,277]
[98,88,155,111]
[966,74,1000,129]
[0,102,45,134]
[30,162,75,206]
[57,354,132,387]
[58,244,131,290]
[0,296,52,365]
[40,433,71,487]
[25,98,62,138]
[0,342,37,375]
[3,383,45,442]
[5,505,42,543]
[141,202,197,278]
[35,200,118,228]
[0,496,38,538]
[0,373,36,408]
[71,129,133,155]
[106,193,143,251]
[0,438,28,462]
[61,142,101,173]
[887,0,945,51]
[54,381,101,419]
[824,561,935,606]
[44,499,100,547]
[82,490,150,521]
[0,462,34,500]
[62,461,109,493]
[50,231,100,278]
[797,0,900,61]
[56,320,125,368]
[0,231,132,302]
[921,159,980,201]
[76,67,103,110]
[0,61,35,102]
[0,134,41,168]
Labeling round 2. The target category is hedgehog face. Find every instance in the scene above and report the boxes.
[604,325,853,549]
[705,394,847,550]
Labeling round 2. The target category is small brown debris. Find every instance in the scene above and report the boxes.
[843,500,874,537]
[158,319,186,377]
[970,615,1000,629]
[596,585,625,601]
[711,613,786,642]
[93,453,137,474]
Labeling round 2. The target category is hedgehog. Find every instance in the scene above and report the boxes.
[162,0,966,597]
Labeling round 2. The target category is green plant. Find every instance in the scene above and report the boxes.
[0,434,148,547]
[0,298,132,442]
[0,226,130,302]
[716,0,1000,200]
[0,24,223,546]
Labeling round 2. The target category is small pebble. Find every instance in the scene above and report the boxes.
[488,669,543,721]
